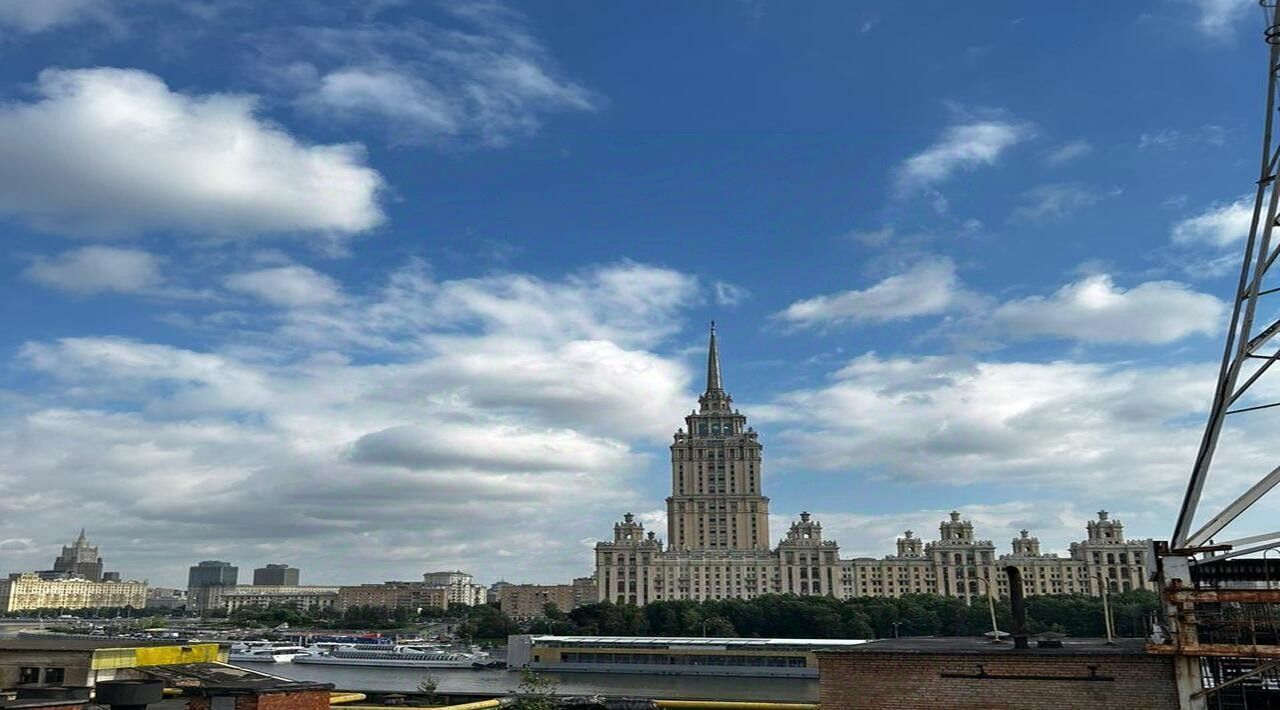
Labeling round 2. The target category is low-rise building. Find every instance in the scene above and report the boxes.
[0,638,224,689]
[571,577,598,607]
[816,638,1177,710]
[0,573,147,612]
[498,585,577,620]
[145,587,188,610]
[338,582,449,611]
[214,585,340,613]
[487,581,513,604]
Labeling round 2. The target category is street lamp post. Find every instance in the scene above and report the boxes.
[1098,574,1116,645]
[975,576,1002,643]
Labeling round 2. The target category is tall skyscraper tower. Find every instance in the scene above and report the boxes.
[253,564,300,586]
[665,324,770,551]
[52,529,104,581]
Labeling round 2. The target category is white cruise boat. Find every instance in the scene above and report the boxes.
[229,643,309,663]
[292,644,495,669]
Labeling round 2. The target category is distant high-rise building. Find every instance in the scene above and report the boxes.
[188,560,238,588]
[253,564,300,586]
[51,529,104,582]
[422,570,486,606]
[187,560,238,612]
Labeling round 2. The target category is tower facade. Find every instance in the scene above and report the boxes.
[666,324,770,551]
[595,325,830,605]
[51,529,104,581]
[591,325,1150,606]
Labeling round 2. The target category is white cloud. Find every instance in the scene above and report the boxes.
[1045,139,1092,165]
[0,0,110,32]
[0,67,384,237]
[1188,0,1251,39]
[225,266,343,308]
[1,261,699,585]
[1172,195,1253,247]
[993,275,1224,344]
[263,5,595,147]
[23,246,162,295]
[895,120,1031,193]
[1012,183,1108,221]
[762,353,1268,498]
[713,281,751,306]
[776,258,964,328]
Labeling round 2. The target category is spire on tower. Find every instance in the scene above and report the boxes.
[76,528,86,545]
[706,321,722,394]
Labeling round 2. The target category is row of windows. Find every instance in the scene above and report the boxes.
[558,652,808,668]
[672,447,761,461]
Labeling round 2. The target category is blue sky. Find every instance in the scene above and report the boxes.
[0,0,1274,588]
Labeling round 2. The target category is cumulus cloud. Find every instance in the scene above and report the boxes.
[0,0,111,32]
[895,120,1031,193]
[764,354,1253,494]
[993,275,1224,344]
[1173,195,1253,247]
[776,258,965,328]
[0,67,384,237]
[23,246,162,295]
[1,261,699,585]
[260,3,595,147]
[225,266,343,308]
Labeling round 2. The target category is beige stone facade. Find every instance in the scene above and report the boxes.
[338,582,449,611]
[214,585,340,613]
[842,510,1151,602]
[594,326,1152,606]
[0,572,147,612]
[498,584,577,620]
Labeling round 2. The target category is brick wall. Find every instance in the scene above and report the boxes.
[188,689,331,710]
[817,651,1179,710]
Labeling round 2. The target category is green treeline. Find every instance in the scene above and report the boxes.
[462,592,1160,640]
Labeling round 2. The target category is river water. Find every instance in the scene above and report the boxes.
[252,662,817,702]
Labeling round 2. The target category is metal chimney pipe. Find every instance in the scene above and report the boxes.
[1003,565,1029,650]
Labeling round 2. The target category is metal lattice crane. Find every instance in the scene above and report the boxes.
[1154,5,1280,709]
[1172,1,1280,560]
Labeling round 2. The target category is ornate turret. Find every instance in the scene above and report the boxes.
[1086,510,1126,543]
[940,511,975,542]
[897,530,924,557]
[781,512,826,546]
[1012,529,1042,556]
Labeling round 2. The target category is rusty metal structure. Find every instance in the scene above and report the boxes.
[1153,3,1280,708]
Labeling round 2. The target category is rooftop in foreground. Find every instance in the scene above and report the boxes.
[528,635,870,647]
[0,638,198,651]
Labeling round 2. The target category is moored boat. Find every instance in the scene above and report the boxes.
[292,644,489,669]
[229,642,309,663]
